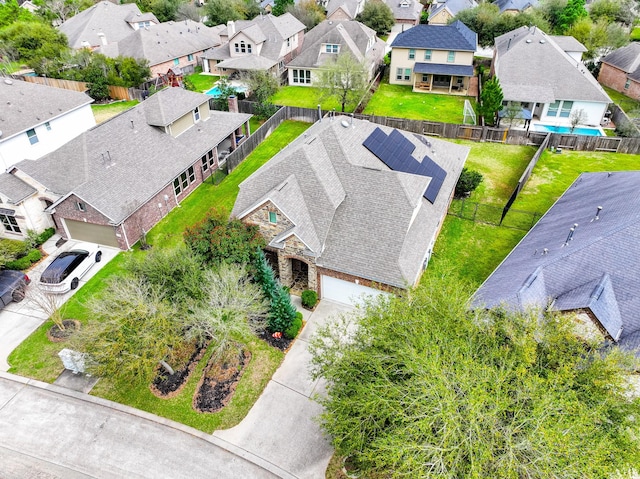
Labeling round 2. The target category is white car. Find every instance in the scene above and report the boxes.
[39,243,102,293]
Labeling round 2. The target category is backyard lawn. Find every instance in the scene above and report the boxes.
[185,72,219,92]
[602,86,640,115]
[363,82,475,124]
[92,100,139,123]
[8,120,312,433]
[270,86,346,112]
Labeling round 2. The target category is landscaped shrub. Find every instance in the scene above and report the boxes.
[455,168,484,198]
[254,249,278,302]
[268,286,297,333]
[284,312,303,339]
[301,289,318,309]
[38,227,55,245]
[5,248,41,270]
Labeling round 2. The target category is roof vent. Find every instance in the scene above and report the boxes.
[341,119,349,128]
[526,39,532,43]
[3,79,12,85]
[590,205,602,222]
[539,39,545,44]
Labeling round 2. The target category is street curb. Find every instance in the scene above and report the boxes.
[0,371,297,479]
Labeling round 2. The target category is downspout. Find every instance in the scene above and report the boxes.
[121,222,131,250]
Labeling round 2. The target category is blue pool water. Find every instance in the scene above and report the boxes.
[533,124,604,136]
[205,85,248,97]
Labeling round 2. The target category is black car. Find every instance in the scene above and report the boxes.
[0,270,30,308]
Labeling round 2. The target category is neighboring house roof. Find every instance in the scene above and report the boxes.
[493,0,538,13]
[601,43,640,83]
[327,0,363,19]
[428,0,478,21]
[14,88,250,225]
[98,20,220,68]
[473,171,640,350]
[0,173,36,204]
[288,20,385,69]
[493,26,610,103]
[202,14,305,67]
[232,116,469,288]
[549,35,587,53]
[390,20,477,52]
[58,1,159,49]
[0,78,93,142]
[385,0,423,22]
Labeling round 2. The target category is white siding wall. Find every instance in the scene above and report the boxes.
[0,104,95,170]
[541,100,607,126]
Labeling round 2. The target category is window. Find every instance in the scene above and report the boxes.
[193,106,200,122]
[26,129,38,145]
[547,100,560,117]
[287,37,291,47]
[173,166,196,195]
[422,73,430,82]
[424,49,432,61]
[75,201,86,212]
[247,44,252,53]
[559,100,573,118]
[173,58,179,66]
[187,54,194,61]
[396,68,403,81]
[235,41,251,54]
[404,68,411,81]
[234,43,239,53]
[447,51,455,63]
[325,44,339,53]
[45,122,51,131]
[269,211,277,224]
[201,150,215,171]
[625,79,631,89]
[292,69,311,84]
[408,49,415,60]
[0,214,20,234]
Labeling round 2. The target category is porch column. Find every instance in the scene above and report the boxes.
[278,253,293,288]
[448,76,453,94]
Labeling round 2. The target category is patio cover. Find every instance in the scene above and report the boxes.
[413,63,474,76]
[216,55,277,71]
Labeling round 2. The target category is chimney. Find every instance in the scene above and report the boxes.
[227,20,235,36]
[228,95,238,113]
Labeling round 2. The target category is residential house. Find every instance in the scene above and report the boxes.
[428,0,478,25]
[3,88,250,247]
[231,115,469,306]
[599,43,640,101]
[493,0,539,14]
[58,1,159,50]
[492,26,610,127]
[0,78,95,170]
[326,0,365,21]
[389,21,477,94]
[287,20,386,87]
[98,19,222,77]
[384,0,423,26]
[473,171,640,351]
[201,14,305,80]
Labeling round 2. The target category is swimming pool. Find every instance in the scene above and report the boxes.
[205,85,248,97]
[532,124,604,136]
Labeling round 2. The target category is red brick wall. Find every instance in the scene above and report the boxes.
[598,63,640,100]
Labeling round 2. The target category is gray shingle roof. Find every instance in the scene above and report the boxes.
[390,21,477,51]
[58,1,158,49]
[327,0,362,18]
[493,0,538,12]
[494,27,610,103]
[0,172,36,204]
[15,88,250,224]
[601,43,640,82]
[0,79,93,141]
[143,86,209,127]
[288,20,385,70]
[97,20,220,68]
[385,0,423,22]
[473,171,640,349]
[232,116,469,288]
[428,0,478,21]
[549,34,587,53]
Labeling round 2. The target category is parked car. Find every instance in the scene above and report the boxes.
[39,243,102,293]
[0,270,30,307]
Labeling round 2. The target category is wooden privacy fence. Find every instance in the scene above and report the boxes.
[15,75,133,101]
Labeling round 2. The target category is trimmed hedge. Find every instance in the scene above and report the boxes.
[284,312,303,340]
[301,289,318,309]
[6,249,42,270]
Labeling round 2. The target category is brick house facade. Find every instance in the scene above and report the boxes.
[598,62,640,101]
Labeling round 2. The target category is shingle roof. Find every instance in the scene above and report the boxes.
[15,88,250,224]
[549,35,587,53]
[601,43,640,82]
[143,87,209,127]
[0,172,36,204]
[232,116,469,288]
[494,27,610,104]
[385,0,424,22]
[390,20,477,51]
[0,79,93,141]
[428,0,478,21]
[473,171,640,349]
[493,0,538,12]
[288,20,385,70]
[58,1,158,49]
[327,0,362,18]
[98,20,220,68]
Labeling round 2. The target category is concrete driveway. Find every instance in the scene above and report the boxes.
[0,238,120,371]
[214,298,355,479]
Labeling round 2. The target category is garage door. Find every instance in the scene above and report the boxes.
[321,275,389,307]
[64,219,120,248]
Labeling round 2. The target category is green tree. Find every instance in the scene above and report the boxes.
[112,56,151,87]
[356,0,394,35]
[318,51,369,113]
[244,69,279,119]
[209,76,241,110]
[0,21,68,65]
[204,0,245,27]
[286,0,325,30]
[478,76,503,126]
[310,272,640,478]
[268,285,296,333]
[149,0,180,22]
[0,0,35,28]
[272,0,294,16]
[557,0,588,33]
[34,0,94,24]
[536,0,568,33]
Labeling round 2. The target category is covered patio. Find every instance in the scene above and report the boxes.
[412,63,474,95]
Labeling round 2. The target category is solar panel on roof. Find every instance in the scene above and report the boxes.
[362,128,448,204]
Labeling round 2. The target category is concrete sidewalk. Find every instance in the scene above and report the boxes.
[214,299,355,479]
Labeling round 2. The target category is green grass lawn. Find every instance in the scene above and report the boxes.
[271,86,346,112]
[9,120,312,432]
[186,73,219,92]
[92,100,139,123]
[630,27,640,41]
[363,82,475,124]
[602,86,640,114]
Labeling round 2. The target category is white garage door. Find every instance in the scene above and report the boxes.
[64,219,120,248]
[321,275,389,307]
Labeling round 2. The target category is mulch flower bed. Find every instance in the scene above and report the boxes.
[193,345,251,413]
[257,329,294,351]
[47,320,81,342]
[150,339,210,399]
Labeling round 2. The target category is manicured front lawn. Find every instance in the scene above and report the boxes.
[186,73,219,92]
[271,86,346,112]
[363,82,475,124]
[92,100,139,123]
[9,120,312,432]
